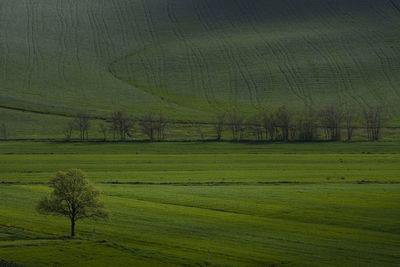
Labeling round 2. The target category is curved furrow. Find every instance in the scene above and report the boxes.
[87,3,107,59]
[337,3,400,108]
[236,1,297,106]
[233,0,275,107]
[86,2,107,93]
[196,0,258,107]
[99,0,117,58]
[312,33,363,107]
[214,0,264,107]
[0,1,10,86]
[140,0,166,97]
[232,0,313,107]
[332,41,369,109]
[165,0,200,101]
[372,0,400,29]
[377,47,400,99]
[126,2,161,90]
[342,36,387,105]
[360,27,400,100]
[390,0,400,14]
[271,40,308,104]
[56,0,68,91]
[109,0,139,87]
[109,0,129,49]
[301,35,344,104]
[247,0,339,105]
[233,1,286,106]
[272,36,315,106]
[89,0,118,96]
[211,0,260,107]
[177,3,219,105]
[190,0,238,106]
[69,0,84,96]
[89,0,117,61]
[23,0,39,94]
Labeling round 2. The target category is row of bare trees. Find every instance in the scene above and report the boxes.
[61,105,386,142]
[214,105,386,142]
[64,112,91,141]
[63,111,168,141]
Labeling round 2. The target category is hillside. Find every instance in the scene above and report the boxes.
[1,0,400,137]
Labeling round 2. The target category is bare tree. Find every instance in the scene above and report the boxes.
[343,105,356,141]
[99,122,109,141]
[320,105,342,141]
[63,121,75,141]
[123,118,135,140]
[111,111,134,141]
[249,113,263,141]
[260,109,275,141]
[155,112,168,141]
[139,112,156,141]
[0,123,8,140]
[74,112,91,141]
[363,106,385,141]
[252,124,264,141]
[297,109,317,141]
[198,125,206,141]
[275,106,291,141]
[227,108,245,141]
[215,112,226,141]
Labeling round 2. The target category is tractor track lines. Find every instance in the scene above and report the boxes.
[165,0,213,105]
[69,0,84,96]
[193,0,260,107]
[0,1,10,86]
[23,0,43,95]
[140,0,166,97]
[390,0,400,14]
[56,0,68,91]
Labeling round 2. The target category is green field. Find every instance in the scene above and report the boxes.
[1,0,400,138]
[1,0,400,265]
[0,142,399,266]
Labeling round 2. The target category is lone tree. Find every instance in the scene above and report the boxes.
[37,169,109,237]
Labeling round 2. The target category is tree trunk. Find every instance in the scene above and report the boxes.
[71,218,75,237]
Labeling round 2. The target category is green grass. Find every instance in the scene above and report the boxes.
[0,142,399,266]
[1,0,400,138]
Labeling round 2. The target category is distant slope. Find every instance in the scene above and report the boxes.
[0,0,400,135]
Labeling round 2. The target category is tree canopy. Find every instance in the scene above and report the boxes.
[37,169,109,237]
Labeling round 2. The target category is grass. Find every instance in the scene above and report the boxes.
[1,0,400,138]
[0,141,399,266]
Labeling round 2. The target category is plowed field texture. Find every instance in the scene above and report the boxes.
[0,0,400,138]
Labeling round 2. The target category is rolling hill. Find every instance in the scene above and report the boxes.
[1,0,400,137]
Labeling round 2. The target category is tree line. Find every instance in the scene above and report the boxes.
[64,111,168,141]
[59,105,387,142]
[219,105,385,142]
